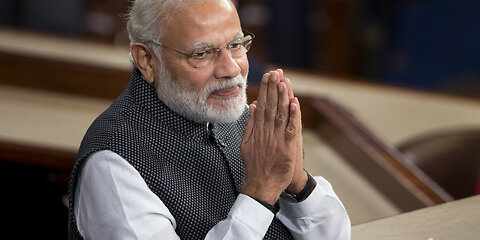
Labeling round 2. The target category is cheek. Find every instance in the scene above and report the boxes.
[166,62,211,90]
[162,53,211,90]
[237,56,249,77]
[180,69,212,90]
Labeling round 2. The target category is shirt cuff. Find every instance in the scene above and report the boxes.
[278,176,336,218]
[229,194,275,236]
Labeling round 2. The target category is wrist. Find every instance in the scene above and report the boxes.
[281,171,316,203]
[241,182,281,205]
[250,196,280,214]
[285,170,308,194]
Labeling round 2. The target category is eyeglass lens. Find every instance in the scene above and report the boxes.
[187,36,253,68]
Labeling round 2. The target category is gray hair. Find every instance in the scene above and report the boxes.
[127,0,192,46]
[126,0,192,64]
[126,0,235,64]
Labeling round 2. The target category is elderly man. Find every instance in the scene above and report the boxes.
[68,0,350,239]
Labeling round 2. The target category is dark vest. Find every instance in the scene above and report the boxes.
[68,69,293,239]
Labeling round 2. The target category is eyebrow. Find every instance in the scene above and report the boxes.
[186,32,245,52]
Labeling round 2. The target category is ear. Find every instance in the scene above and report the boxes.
[131,43,157,84]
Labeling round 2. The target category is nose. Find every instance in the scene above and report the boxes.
[213,48,241,79]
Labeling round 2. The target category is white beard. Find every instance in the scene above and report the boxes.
[154,62,248,124]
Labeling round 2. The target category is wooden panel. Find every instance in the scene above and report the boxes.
[352,195,480,239]
[306,97,453,211]
[0,51,130,100]
[0,139,76,172]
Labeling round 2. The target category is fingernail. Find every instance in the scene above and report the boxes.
[270,73,277,81]
[278,83,284,92]
[262,74,269,83]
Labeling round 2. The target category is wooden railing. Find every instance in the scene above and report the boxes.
[0,51,130,100]
[305,97,453,210]
[0,139,76,172]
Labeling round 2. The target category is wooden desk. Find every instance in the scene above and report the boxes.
[352,195,480,240]
[0,85,111,151]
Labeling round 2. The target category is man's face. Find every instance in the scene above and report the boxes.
[154,0,249,123]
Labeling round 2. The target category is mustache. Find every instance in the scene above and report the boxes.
[206,74,247,96]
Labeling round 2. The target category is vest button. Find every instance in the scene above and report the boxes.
[217,139,226,147]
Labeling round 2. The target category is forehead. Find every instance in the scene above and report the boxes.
[162,0,242,48]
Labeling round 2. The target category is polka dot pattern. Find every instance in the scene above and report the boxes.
[68,69,293,239]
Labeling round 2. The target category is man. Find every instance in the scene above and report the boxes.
[68,0,351,239]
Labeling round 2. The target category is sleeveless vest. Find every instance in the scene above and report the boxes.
[68,69,293,239]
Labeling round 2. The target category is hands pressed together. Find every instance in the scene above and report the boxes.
[241,69,307,205]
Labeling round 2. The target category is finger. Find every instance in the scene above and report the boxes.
[274,82,289,130]
[276,69,287,90]
[291,97,302,124]
[295,97,302,128]
[284,78,294,100]
[285,98,301,142]
[290,97,302,131]
[276,68,293,100]
[264,71,279,124]
[295,110,304,174]
[242,103,256,143]
[277,69,284,81]
[296,132,304,169]
[285,103,298,142]
[254,73,270,125]
[293,97,303,159]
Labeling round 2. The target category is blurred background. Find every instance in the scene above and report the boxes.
[1,0,479,95]
[0,0,479,239]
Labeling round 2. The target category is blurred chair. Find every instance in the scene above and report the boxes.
[398,129,480,199]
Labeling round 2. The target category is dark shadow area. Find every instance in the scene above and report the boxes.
[0,161,69,239]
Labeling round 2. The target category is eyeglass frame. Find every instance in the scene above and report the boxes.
[149,29,255,68]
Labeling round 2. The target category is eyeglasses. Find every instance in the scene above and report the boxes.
[150,30,255,68]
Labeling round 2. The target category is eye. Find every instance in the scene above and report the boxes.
[191,48,214,59]
[229,41,243,50]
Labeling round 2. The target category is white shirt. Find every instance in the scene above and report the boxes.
[74,150,351,240]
